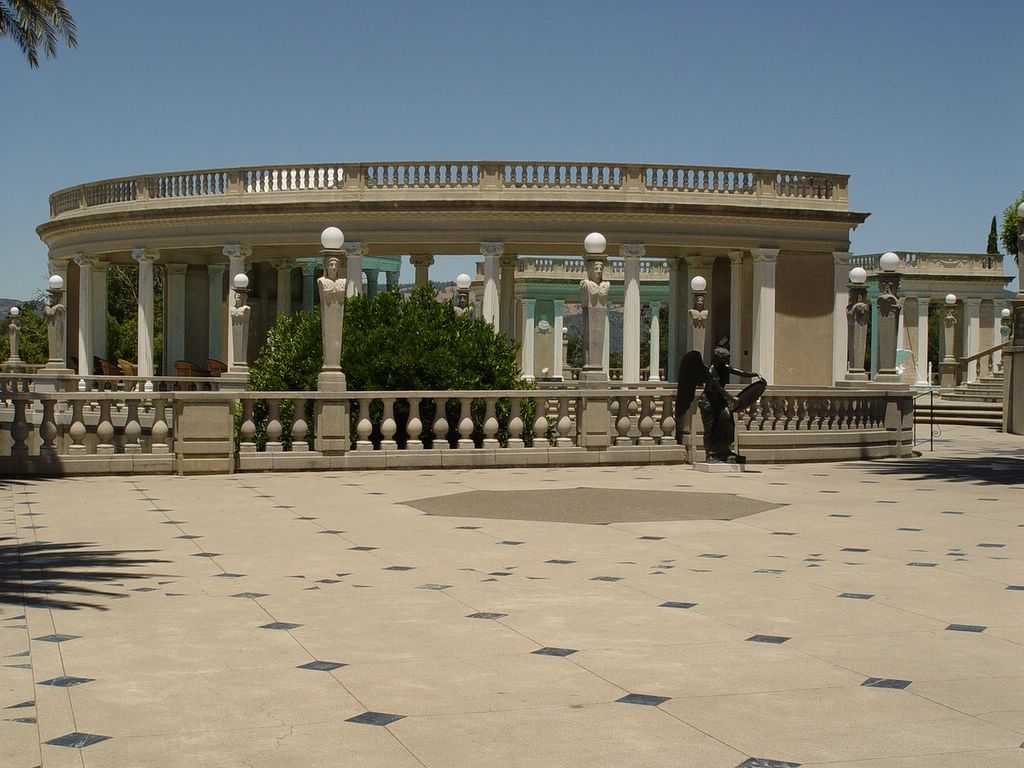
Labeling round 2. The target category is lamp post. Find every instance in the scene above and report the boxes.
[1004,204,1024,433]
[689,275,708,358]
[228,272,251,374]
[873,251,903,383]
[579,232,610,382]
[6,307,22,367]
[454,273,472,317]
[317,226,348,392]
[940,293,958,390]
[44,274,68,371]
[845,266,869,380]
[1002,307,1013,342]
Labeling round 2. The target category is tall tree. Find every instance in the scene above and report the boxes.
[0,0,76,67]
[1001,192,1024,266]
[987,216,999,254]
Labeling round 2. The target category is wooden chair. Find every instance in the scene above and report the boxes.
[117,359,138,390]
[206,359,228,377]
[94,356,121,376]
[174,360,208,377]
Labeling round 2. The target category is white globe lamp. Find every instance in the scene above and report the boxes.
[232,273,250,291]
[945,293,957,306]
[455,273,472,290]
[690,275,707,292]
[583,232,606,255]
[320,226,345,251]
[9,306,19,318]
[848,266,867,284]
[879,252,900,272]
[48,274,64,291]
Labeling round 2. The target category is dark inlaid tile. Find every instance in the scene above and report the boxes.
[1006,585,1024,591]
[417,584,452,590]
[532,646,578,657]
[295,516,318,520]
[942,510,964,515]
[274,505,295,509]
[39,676,93,687]
[33,634,79,643]
[978,543,1005,548]
[383,566,415,571]
[638,536,665,541]
[346,711,405,726]
[660,601,697,609]
[7,716,36,723]
[747,635,790,644]
[617,693,670,706]
[4,651,29,658]
[191,552,220,558]
[455,525,481,530]
[862,677,911,689]
[699,553,727,559]
[842,547,869,553]
[231,592,267,599]
[897,528,922,532]
[349,546,378,552]
[488,571,513,577]
[829,513,851,518]
[319,530,345,535]
[839,593,874,600]
[175,535,202,540]
[772,531,797,536]
[946,624,986,633]
[130,587,157,592]
[736,759,801,768]
[466,612,506,620]
[259,622,302,631]
[316,578,341,584]
[499,541,525,545]
[44,732,110,748]
[160,520,187,525]
[754,568,785,575]
[297,660,348,671]
[5,663,31,669]
[907,562,937,567]
[590,576,622,582]
[820,490,839,494]
[545,559,575,565]
[214,572,245,578]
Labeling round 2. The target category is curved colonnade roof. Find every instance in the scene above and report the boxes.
[38,161,869,262]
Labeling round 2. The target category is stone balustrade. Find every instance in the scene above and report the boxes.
[1,378,912,475]
[850,252,1002,274]
[514,257,670,279]
[49,161,851,218]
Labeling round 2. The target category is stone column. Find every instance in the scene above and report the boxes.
[132,248,160,378]
[914,295,931,385]
[45,261,69,370]
[165,263,188,369]
[343,241,367,298]
[301,262,316,312]
[385,270,398,292]
[750,249,778,383]
[832,252,851,384]
[963,297,981,382]
[73,254,95,377]
[667,256,687,381]
[207,264,225,361]
[603,304,611,376]
[579,249,610,383]
[273,258,292,318]
[846,280,870,381]
[874,269,903,383]
[364,268,380,297]
[92,259,108,362]
[686,255,714,357]
[223,245,250,371]
[620,244,644,384]
[410,253,433,288]
[689,280,708,360]
[648,300,661,381]
[499,253,518,339]
[520,297,536,381]
[940,299,958,389]
[552,298,565,380]
[480,241,503,326]
[729,251,744,361]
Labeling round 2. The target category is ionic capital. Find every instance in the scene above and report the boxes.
[728,250,744,265]
[480,241,504,258]
[73,252,97,268]
[272,257,293,271]
[619,243,646,260]
[165,263,188,276]
[963,296,982,307]
[222,244,251,260]
[409,253,434,268]
[342,241,368,258]
[499,253,519,270]
[131,248,160,264]
[751,248,779,264]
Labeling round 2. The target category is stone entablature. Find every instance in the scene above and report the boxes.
[852,251,1004,277]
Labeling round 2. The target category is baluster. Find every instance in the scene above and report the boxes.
[531,396,548,448]
[10,398,30,457]
[432,398,449,449]
[482,397,499,448]
[507,397,525,449]
[355,398,374,450]
[406,398,424,450]
[124,399,142,454]
[291,398,309,451]
[457,397,475,449]
[380,397,398,450]
[239,399,257,452]
[556,396,573,447]
[614,395,633,446]
[96,400,115,454]
[68,399,87,454]
[39,397,58,454]
[264,399,283,452]
[637,395,655,446]
[660,394,676,444]
[150,397,170,453]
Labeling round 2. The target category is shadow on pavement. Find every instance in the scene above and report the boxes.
[854,455,1024,486]
[0,538,171,612]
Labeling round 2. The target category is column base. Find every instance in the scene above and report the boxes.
[872,371,902,385]
[317,371,347,392]
[578,367,609,383]
[218,372,249,391]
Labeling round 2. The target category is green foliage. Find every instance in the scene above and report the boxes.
[0,298,48,365]
[105,265,163,372]
[987,215,999,255]
[248,310,323,392]
[0,0,77,68]
[1001,191,1023,264]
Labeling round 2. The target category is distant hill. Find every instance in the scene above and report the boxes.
[0,298,23,314]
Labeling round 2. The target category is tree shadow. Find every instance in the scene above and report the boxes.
[852,455,1024,487]
[0,537,172,612]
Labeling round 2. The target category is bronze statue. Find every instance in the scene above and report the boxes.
[676,342,763,463]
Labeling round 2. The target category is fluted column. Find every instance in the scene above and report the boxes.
[92,259,108,362]
[365,268,380,297]
[832,252,851,383]
[301,262,316,312]
[729,250,743,359]
[603,302,611,376]
[686,255,714,357]
[410,253,433,288]
[132,248,160,378]
[499,253,518,339]
[750,249,778,383]
[521,297,536,381]
[648,300,661,381]
[165,263,188,369]
[964,297,981,382]
[73,254,95,377]
[273,258,292,317]
[667,256,687,381]
[620,244,644,383]
[223,245,250,371]
[480,241,503,326]
[914,295,931,385]
[207,264,225,361]
[343,241,367,298]
[552,299,565,380]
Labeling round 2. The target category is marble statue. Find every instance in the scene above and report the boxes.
[318,254,347,370]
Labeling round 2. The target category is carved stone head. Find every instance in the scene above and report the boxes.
[324,255,341,279]
[587,259,604,283]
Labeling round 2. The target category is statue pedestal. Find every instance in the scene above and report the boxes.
[692,461,746,473]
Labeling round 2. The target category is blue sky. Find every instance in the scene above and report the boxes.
[3,0,1021,299]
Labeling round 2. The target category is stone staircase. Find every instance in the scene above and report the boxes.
[915,371,1004,430]
[943,371,1004,403]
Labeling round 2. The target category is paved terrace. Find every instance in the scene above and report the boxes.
[2,425,1023,768]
